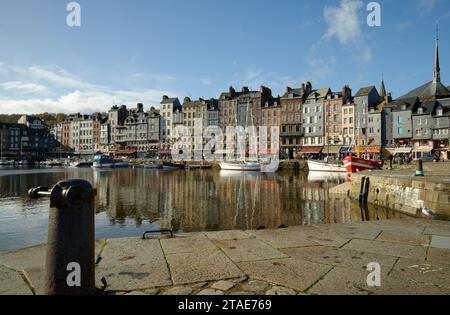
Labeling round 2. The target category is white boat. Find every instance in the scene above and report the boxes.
[219,161,261,171]
[307,171,348,182]
[307,160,346,173]
[16,160,29,166]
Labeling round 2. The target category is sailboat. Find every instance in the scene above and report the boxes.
[343,106,382,173]
[219,100,262,171]
[307,102,346,173]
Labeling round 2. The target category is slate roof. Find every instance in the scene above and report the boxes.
[306,88,331,101]
[281,88,304,99]
[389,97,420,112]
[160,96,179,104]
[355,86,375,97]
[413,100,437,116]
[398,81,450,100]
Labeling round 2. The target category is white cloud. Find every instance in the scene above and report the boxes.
[323,0,364,44]
[0,88,172,114]
[0,81,47,93]
[322,0,372,63]
[28,65,105,90]
[0,63,176,114]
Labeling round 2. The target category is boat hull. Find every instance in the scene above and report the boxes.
[219,162,261,171]
[307,160,346,173]
[343,156,382,173]
[162,162,186,170]
[144,163,163,169]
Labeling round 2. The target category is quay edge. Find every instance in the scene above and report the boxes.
[332,162,450,218]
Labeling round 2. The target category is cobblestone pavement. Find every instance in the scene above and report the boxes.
[1,217,449,295]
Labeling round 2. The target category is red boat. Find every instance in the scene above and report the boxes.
[343,156,382,173]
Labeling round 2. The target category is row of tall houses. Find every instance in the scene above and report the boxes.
[0,115,59,160]
[50,36,450,160]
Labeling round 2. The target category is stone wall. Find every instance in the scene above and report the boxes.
[349,173,450,217]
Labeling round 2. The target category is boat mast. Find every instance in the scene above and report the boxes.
[327,101,330,160]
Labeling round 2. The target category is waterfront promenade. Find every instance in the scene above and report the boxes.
[1,217,449,295]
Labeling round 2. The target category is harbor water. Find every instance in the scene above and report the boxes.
[0,167,406,251]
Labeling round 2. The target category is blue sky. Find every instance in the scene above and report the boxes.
[0,0,449,114]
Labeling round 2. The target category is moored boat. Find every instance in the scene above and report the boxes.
[219,161,261,171]
[307,160,346,173]
[93,155,128,169]
[343,156,382,173]
[162,162,186,170]
[144,163,163,169]
[185,163,212,170]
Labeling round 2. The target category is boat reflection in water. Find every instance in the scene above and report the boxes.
[0,168,406,251]
[307,171,349,183]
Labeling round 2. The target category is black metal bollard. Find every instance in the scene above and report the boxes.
[415,159,424,176]
[28,180,97,295]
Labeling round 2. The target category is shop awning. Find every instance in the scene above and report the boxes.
[412,146,433,153]
[393,147,413,154]
[298,146,323,154]
[323,146,341,154]
[353,146,382,154]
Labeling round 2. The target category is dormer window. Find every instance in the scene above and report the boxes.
[401,104,407,110]
[417,108,423,114]
[437,108,443,116]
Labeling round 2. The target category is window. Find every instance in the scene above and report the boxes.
[398,116,404,124]
[437,109,443,116]
[398,127,404,135]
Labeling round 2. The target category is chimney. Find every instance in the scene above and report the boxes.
[286,86,292,93]
[229,86,235,97]
[137,103,144,113]
[301,83,306,93]
[306,81,312,92]
[242,86,249,94]
[162,95,168,100]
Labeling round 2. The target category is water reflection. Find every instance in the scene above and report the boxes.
[0,168,404,251]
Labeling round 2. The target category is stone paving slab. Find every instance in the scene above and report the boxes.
[361,220,427,235]
[390,258,450,287]
[430,235,450,249]
[384,258,450,294]
[166,250,244,285]
[160,235,217,255]
[423,225,450,237]
[23,266,44,295]
[308,267,377,295]
[376,231,430,246]
[204,230,252,241]
[281,246,397,276]
[427,247,450,264]
[216,239,288,262]
[300,227,352,248]
[314,222,382,241]
[2,217,450,295]
[96,238,172,291]
[343,239,427,260]
[249,227,319,249]
[0,241,104,271]
[238,258,332,292]
[0,265,33,295]
[0,244,46,271]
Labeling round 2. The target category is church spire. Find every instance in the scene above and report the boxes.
[433,23,441,83]
[380,76,386,99]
